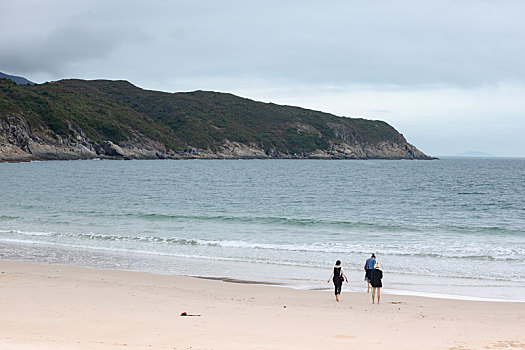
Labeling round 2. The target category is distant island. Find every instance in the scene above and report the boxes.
[0,75,434,161]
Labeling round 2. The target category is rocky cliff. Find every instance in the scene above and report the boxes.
[0,78,434,161]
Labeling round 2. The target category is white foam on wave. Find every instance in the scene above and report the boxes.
[0,238,287,265]
[3,228,523,262]
[194,238,525,261]
[0,229,53,236]
[2,237,524,302]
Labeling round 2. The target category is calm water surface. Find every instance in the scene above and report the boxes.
[0,158,524,301]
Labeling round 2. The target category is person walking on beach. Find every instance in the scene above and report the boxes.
[371,263,383,304]
[327,260,348,302]
[364,254,376,293]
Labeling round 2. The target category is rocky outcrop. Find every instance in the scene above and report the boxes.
[0,115,170,162]
[0,115,98,161]
[0,113,434,162]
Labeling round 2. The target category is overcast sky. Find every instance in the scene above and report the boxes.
[1,0,524,156]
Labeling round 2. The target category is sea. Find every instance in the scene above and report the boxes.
[0,158,524,302]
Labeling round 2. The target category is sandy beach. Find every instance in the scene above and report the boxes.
[0,260,523,350]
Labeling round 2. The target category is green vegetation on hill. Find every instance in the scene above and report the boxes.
[0,78,408,155]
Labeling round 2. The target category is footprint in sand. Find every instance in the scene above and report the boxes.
[484,340,525,349]
[333,335,356,340]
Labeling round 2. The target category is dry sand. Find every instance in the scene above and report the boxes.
[0,259,523,350]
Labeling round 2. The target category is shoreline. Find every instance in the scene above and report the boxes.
[0,156,440,164]
[1,259,524,349]
[2,256,523,303]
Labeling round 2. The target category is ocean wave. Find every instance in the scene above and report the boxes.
[66,211,421,232]
[67,232,202,246]
[0,238,292,266]
[4,229,523,262]
[0,229,54,236]
[0,215,20,221]
[375,250,524,262]
[52,209,525,237]
[448,225,524,234]
[2,237,523,283]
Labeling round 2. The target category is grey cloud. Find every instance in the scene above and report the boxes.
[0,1,148,75]
[134,0,525,88]
[1,0,525,88]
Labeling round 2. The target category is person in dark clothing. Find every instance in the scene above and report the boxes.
[327,260,348,302]
[364,254,376,293]
[371,263,383,304]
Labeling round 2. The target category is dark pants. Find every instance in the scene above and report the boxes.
[334,281,342,295]
[366,269,373,282]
